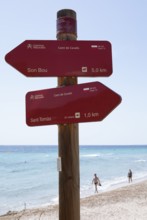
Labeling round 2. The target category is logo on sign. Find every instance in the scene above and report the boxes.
[82,67,87,72]
[27,44,46,50]
[30,94,44,100]
[27,44,33,49]
[75,112,80,118]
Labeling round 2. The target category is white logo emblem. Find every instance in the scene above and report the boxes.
[27,44,32,49]
[30,95,34,100]
[75,112,80,118]
[82,67,88,72]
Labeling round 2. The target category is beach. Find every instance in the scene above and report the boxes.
[1,179,147,220]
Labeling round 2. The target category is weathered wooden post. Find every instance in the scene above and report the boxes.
[56,9,80,220]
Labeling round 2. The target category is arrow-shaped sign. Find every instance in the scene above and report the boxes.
[5,40,112,77]
[26,81,121,126]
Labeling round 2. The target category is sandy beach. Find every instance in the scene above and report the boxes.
[1,180,147,220]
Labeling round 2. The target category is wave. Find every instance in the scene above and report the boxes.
[80,153,114,159]
[10,169,26,173]
[135,159,147,163]
[81,154,101,158]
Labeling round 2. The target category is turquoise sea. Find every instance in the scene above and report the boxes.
[0,145,147,215]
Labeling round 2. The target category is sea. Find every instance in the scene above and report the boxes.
[0,145,147,215]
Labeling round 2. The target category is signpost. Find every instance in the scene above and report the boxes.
[5,8,122,220]
[5,40,112,77]
[56,10,80,220]
[26,81,121,126]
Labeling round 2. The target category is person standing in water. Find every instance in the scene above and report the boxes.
[128,169,133,183]
[92,173,101,193]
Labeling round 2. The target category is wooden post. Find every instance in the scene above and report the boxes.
[56,9,80,220]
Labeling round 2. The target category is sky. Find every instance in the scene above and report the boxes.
[0,0,147,146]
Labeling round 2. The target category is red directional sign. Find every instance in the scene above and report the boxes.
[26,81,121,126]
[5,40,112,77]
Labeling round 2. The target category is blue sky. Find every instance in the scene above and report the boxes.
[0,0,147,145]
